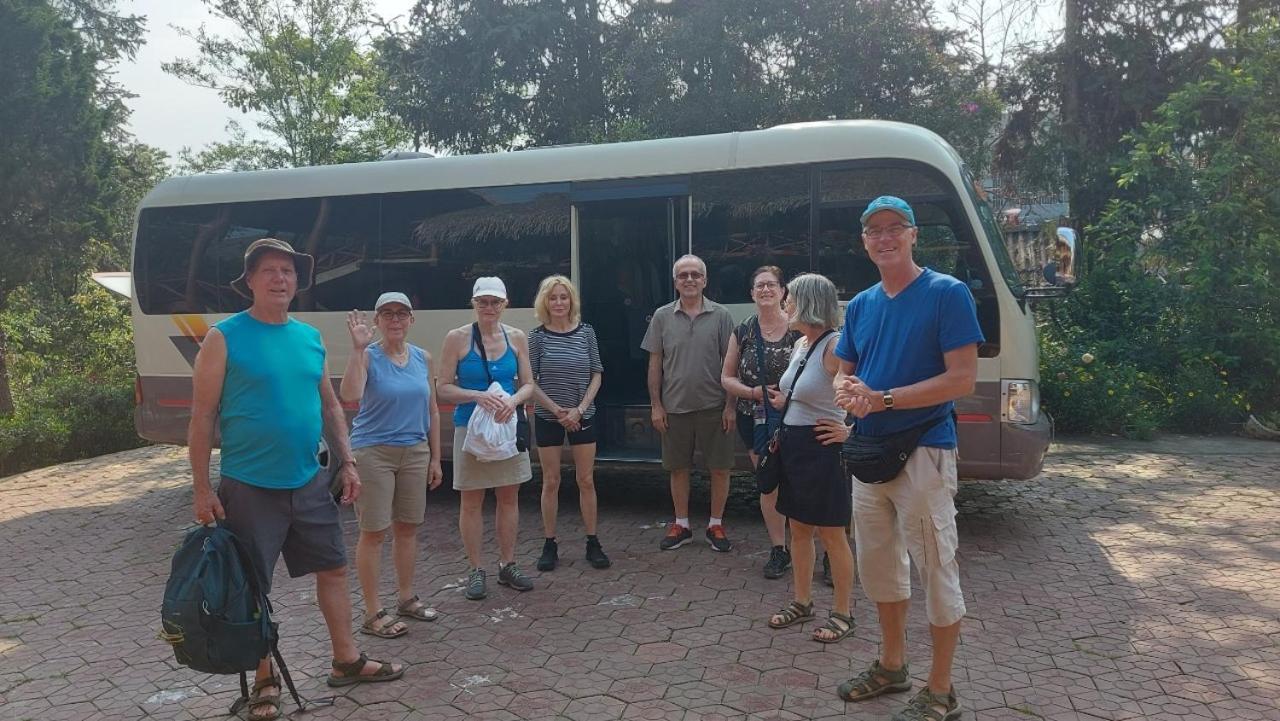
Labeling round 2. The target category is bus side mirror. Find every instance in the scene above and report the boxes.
[1023,226,1078,300]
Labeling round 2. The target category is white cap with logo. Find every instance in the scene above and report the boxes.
[471,277,507,300]
[374,291,412,311]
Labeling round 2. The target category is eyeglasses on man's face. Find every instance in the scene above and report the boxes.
[378,310,411,321]
[862,223,914,240]
[675,271,704,281]
[473,298,505,308]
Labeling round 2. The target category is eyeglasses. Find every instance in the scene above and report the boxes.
[863,224,914,240]
[752,281,780,291]
[675,271,704,281]
[473,298,505,308]
[377,310,411,321]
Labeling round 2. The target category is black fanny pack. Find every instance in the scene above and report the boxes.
[841,416,946,484]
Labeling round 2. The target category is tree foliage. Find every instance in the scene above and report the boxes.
[167,0,409,170]
[378,0,1001,173]
[1040,15,1280,434]
[996,0,1233,228]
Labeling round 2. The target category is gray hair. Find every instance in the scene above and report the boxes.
[672,254,707,276]
[786,273,841,329]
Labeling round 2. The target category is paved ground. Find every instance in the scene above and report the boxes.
[1,436,1278,721]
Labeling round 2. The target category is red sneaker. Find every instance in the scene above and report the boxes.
[659,522,693,550]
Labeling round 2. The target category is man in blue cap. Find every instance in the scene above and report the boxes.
[831,197,983,721]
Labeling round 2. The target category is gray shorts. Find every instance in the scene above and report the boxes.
[217,471,347,593]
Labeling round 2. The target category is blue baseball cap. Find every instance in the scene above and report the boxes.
[860,196,916,226]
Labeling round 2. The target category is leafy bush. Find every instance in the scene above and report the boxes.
[0,277,142,476]
[1040,20,1279,436]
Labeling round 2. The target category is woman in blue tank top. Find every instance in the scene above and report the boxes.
[436,277,536,601]
[340,292,443,639]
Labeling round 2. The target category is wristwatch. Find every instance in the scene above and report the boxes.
[882,390,895,410]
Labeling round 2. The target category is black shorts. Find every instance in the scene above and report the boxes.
[216,471,347,593]
[534,413,598,447]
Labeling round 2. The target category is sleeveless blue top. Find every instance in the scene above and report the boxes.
[349,343,431,450]
[215,311,324,490]
[454,325,517,426]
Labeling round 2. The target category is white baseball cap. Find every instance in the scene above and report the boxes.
[471,277,507,300]
[374,291,412,311]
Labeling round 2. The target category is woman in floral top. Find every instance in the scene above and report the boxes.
[721,266,801,579]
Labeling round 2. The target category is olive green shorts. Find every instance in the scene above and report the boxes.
[661,407,734,471]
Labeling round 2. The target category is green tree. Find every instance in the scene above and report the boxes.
[379,0,621,153]
[166,0,409,170]
[997,0,1232,233]
[1041,14,1280,433]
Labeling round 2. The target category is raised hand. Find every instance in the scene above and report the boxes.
[347,310,375,350]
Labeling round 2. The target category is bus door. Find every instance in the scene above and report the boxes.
[574,184,689,461]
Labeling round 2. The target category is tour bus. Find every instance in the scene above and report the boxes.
[128,120,1050,480]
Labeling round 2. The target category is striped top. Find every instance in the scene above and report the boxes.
[528,323,603,422]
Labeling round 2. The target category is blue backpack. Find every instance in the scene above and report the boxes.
[159,525,322,715]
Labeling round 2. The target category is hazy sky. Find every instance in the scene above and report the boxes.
[117,0,417,160]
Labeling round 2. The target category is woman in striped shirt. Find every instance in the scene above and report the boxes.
[528,275,609,572]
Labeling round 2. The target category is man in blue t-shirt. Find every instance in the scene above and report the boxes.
[189,238,403,719]
[831,197,983,721]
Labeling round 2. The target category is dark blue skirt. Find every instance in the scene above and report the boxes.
[774,424,852,528]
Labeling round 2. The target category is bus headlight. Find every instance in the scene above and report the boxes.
[1003,379,1039,424]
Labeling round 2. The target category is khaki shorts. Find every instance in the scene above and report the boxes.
[662,407,734,471]
[353,441,431,532]
[852,446,965,627]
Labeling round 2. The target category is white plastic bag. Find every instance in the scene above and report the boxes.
[463,381,519,462]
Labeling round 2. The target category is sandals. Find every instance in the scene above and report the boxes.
[768,600,815,629]
[247,674,282,721]
[812,611,855,644]
[890,687,962,721]
[838,660,913,701]
[327,652,405,687]
[359,609,408,639]
[396,595,439,622]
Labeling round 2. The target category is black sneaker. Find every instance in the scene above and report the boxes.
[585,537,611,569]
[498,562,534,591]
[705,525,733,552]
[536,538,558,571]
[464,567,487,600]
[762,545,791,579]
[822,552,833,587]
[659,523,693,550]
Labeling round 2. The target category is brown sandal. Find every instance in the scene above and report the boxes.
[327,652,405,687]
[396,595,438,622]
[768,600,815,629]
[359,609,408,639]
[812,611,855,643]
[247,674,282,721]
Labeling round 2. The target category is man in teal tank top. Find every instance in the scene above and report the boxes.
[189,238,403,719]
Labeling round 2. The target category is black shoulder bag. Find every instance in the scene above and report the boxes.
[841,414,946,484]
[472,323,529,453]
[755,330,834,495]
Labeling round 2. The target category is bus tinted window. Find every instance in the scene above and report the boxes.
[815,165,1001,356]
[691,167,811,304]
[380,185,571,309]
[137,197,385,314]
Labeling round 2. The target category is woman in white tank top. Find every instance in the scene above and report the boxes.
[765,273,867,645]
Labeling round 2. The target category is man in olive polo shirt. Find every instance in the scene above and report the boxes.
[641,254,737,552]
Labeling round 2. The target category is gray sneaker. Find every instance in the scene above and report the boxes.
[464,567,487,600]
[497,562,533,592]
